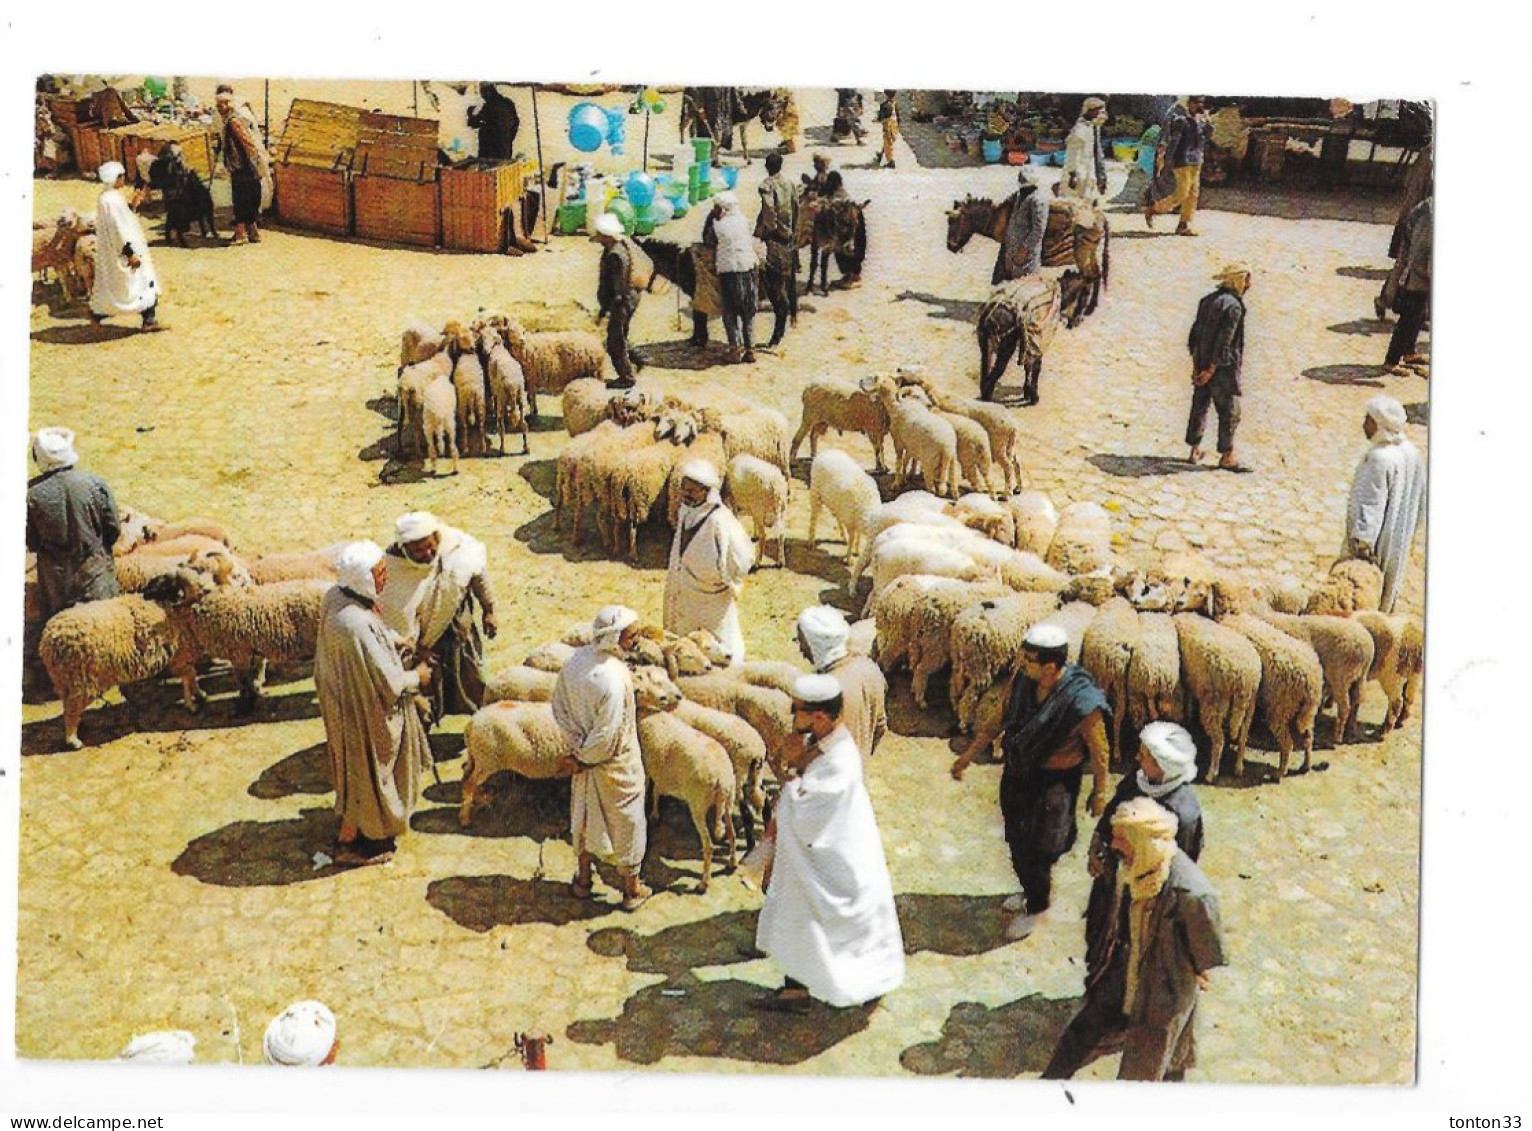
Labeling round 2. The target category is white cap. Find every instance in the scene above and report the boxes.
[262,1001,337,1066]
[797,606,850,669]
[713,191,739,211]
[592,212,625,239]
[119,1030,196,1064]
[98,160,125,185]
[32,427,79,472]
[592,604,639,649]
[1023,623,1070,650]
[1138,721,1198,779]
[1365,394,1407,436]
[335,540,385,600]
[678,459,722,489]
[791,673,843,705]
[394,511,440,543]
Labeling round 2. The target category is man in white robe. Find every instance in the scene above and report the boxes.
[552,605,652,911]
[1344,395,1427,613]
[89,161,164,331]
[796,605,888,758]
[1060,97,1109,205]
[376,511,498,719]
[754,674,905,1012]
[663,460,754,665]
[315,541,434,866]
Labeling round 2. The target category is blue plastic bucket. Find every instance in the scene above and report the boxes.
[982,138,1003,163]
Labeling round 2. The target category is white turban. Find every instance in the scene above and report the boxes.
[592,212,625,240]
[714,191,740,212]
[31,427,79,473]
[1023,622,1070,651]
[678,459,722,489]
[119,1030,196,1064]
[335,540,385,601]
[1365,394,1407,442]
[791,673,843,706]
[98,160,125,185]
[1137,721,1199,797]
[262,1001,337,1066]
[591,604,639,651]
[797,606,850,670]
[395,511,440,544]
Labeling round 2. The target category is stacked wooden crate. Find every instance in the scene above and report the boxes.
[439,159,534,253]
[272,99,362,236]
[352,111,441,247]
[113,123,217,183]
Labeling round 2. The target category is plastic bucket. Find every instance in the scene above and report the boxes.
[1028,152,1052,166]
[691,137,713,166]
[1138,145,1157,174]
[719,165,739,189]
[982,138,1003,163]
[1111,141,1138,162]
[555,202,587,235]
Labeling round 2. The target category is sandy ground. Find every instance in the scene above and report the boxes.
[21,86,1426,1081]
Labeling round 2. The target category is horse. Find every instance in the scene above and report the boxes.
[975,272,1089,404]
[946,193,1110,327]
[796,194,868,296]
[680,88,785,166]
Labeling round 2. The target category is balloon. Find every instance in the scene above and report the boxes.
[144,76,167,98]
[568,102,608,153]
[652,100,666,114]
[625,171,656,207]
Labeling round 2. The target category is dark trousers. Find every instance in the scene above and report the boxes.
[605,301,638,381]
[1042,989,1127,1079]
[231,172,261,225]
[1011,855,1056,915]
[1185,367,1241,453]
[999,766,1081,915]
[1386,290,1428,366]
[719,270,756,351]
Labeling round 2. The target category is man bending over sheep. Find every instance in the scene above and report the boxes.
[24,428,119,701]
[951,622,1111,941]
[552,605,652,912]
[316,541,434,867]
[377,511,498,720]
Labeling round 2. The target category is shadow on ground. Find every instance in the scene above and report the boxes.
[1200,184,1399,225]
[895,893,1021,957]
[1404,402,1428,427]
[586,908,761,978]
[899,994,1081,1077]
[31,323,142,345]
[413,774,570,842]
[426,874,615,931]
[566,971,876,1066]
[886,674,958,740]
[636,338,741,372]
[1328,319,1391,337]
[894,290,984,324]
[249,742,332,800]
[1301,364,1387,387]
[172,807,350,887]
[1336,265,1391,281]
[1089,454,1216,479]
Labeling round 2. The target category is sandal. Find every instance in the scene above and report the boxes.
[750,989,812,1014]
[619,883,653,912]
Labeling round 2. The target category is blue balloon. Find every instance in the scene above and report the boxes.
[625,171,656,207]
[568,102,609,152]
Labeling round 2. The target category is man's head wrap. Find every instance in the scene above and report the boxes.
[1081,97,1107,115]
[713,192,740,213]
[679,459,722,489]
[335,541,385,601]
[262,1001,337,1066]
[119,1030,196,1064]
[797,606,850,670]
[1365,394,1407,442]
[1212,262,1252,286]
[98,160,125,185]
[1112,796,1181,899]
[1137,721,1199,797]
[395,511,440,544]
[31,427,78,473]
[591,605,639,651]
[791,673,843,706]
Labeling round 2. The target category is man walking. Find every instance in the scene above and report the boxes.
[90,161,164,331]
[552,605,651,912]
[753,674,905,1012]
[316,541,434,867]
[1061,97,1109,204]
[950,623,1111,941]
[1383,197,1432,376]
[376,511,498,720]
[1186,263,1252,472]
[592,212,641,387]
[1345,395,1427,613]
[755,152,799,347]
[24,428,120,700]
[875,90,900,169]
[796,605,887,759]
[1144,96,1213,236]
[215,84,270,245]
[706,193,759,364]
[664,460,754,666]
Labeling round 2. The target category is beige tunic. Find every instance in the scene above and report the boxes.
[551,644,647,869]
[377,527,489,649]
[664,503,754,665]
[314,586,430,840]
[825,654,888,758]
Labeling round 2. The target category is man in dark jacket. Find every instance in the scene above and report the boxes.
[1043,795,1227,1081]
[1186,262,1252,471]
[1144,96,1213,236]
[994,167,1051,284]
[1384,197,1432,375]
[950,622,1111,941]
[25,427,120,699]
[467,84,520,163]
[592,213,640,387]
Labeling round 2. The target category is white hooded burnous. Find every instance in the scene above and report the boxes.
[1344,394,1427,613]
[663,460,755,665]
[90,161,160,317]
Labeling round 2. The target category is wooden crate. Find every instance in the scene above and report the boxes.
[354,174,440,247]
[111,124,215,184]
[46,95,94,127]
[274,99,362,170]
[273,164,353,236]
[355,111,438,182]
[439,160,532,252]
[71,123,119,176]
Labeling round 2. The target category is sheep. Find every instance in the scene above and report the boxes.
[71,233,98,302]
[868,376,960,499]
[32,207,92,296]
[1252,603,1375,745]
[1006,491,1058,556]
[948,590,1061,731]
[560,623,596,647]
[1045,501,1114,575]
[938,411,997,495]
[396,352,453,457]
[116,505,163,555]
[1141,551,1219,614]
[849,494,968,586]
[1126,612,1185,736]
[115,550,194,594]
[555,421,651,543]
[676,672,794,769]
[807,448,881,569]
[1353,611,1425,734]
[398,319,446,374]
[38,594,186,749]
[872,574,953,673]
[624,625,727,679]
[422,370,461,475]
[450,350,489,457]
[503,319,611,416]
[477,325,530,456]
[1212,579,1323,780]
[145,567,330,713]
[1305,558,1386,616]
[789,376,892,472]
[245,545,344,586]
[847,617,876,658]
[861,521,1066,610]
[712,406,791,478]
[120,533,228,560]
[592,431,693,559]
[1174,613,1261,783]
[636,676,738,893]
[1079,597,1141,766]
[945,494,1015,547]
[862,536,994,617]
[906,579,1014,709]
[1032,601,1098,664]
[937,398,1027,494]
[482,664,558,703]
[1264,575,1311,615]
[562,377,659,438]
[524,641,576,673]
[458,700,575,826]
[672,698,768,848]
[724,453,788,568]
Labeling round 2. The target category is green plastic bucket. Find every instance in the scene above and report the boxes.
[691,137,713,166]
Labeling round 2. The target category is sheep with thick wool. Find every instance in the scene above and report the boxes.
[724,453,788,568]
[807,448,882,569]
[1046,501,1114,575]
[903,579,1013,710]
[421,369,460,476]
[555,421,652,544]
[477,325,531,456]
[502,318,611,416]
[483,664,558,703]
[1126,612,1185,737]
[246,544,344,586]
[1353,611,1424,734]
[1174,613,1260,783]
[893,368,1027,495]
[1304,558,1385,616]
[1079,596,1141,766]
[396,352,452,458]
[789,376,892,472]
[867,375,960,499]
[1007,491,1058,556]
[947,590,1061,731]
[1251,601,1375,745]
[672,697,768,850]
[676,672,794,772]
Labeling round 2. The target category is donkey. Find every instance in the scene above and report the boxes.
[796,195,869,296]
[975,273,1088,404]
[680,88,785,165]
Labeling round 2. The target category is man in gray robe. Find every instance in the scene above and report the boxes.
[994,167,1050,284]
[315,541,434,867]
[24,427,119,700]
[796,605,887,759]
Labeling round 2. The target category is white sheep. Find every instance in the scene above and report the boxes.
[1126,611,1185,735]
[945,494,1015,547]
[483,664,558,703]
[451,350,489,458]
[396,353,452,458]
[1032,601,1098,664]
[1305,558,1386,616]
[724,453,788,568]
[1352,611,1424,734]
[555,421,652,544]
[708,405,791,478]
[422,370,460,476]
[561,378,657,438]
[458,700,575,826]
[862,536,994,617]
[675,672,794,770]
[245,544,344,586]
[938,410,996,495]
[938,398,1027,494]
[948,590,1061,731]
[398,319,445,374]
[524,641,576,673]
[1079,596,1141,766]
[1174,613,1261,783]
[477,325,530,456]
[503,319,611,416]
[1006,490,1058,556]
[905,578,1013,710]
[734,660,806,697]
[637,681,738,893]
[789,376,892,472]
[1045,501,1114,575]
[807,448,881,570]
[1253,602,1376,745]
[867,376,959,499]
[673,698,768,845]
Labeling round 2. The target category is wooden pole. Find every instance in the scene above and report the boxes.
[413,81,419,117]
[532,85,549,244]
[263,80,270,141]
[643,103,650,172]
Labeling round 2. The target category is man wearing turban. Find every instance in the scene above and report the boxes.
[1344,394,1427,613]
[24,428,120,701]
[315,541,434,866]
[796,605,887,759]
[1060,97,1109,204]
[377,511,497,719]
[89,161,164,329]
[552,605,651,911]
[663,460,754,665]
[1044,796,1226,1081]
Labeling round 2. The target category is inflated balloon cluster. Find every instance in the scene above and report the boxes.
[568,102,630,155]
